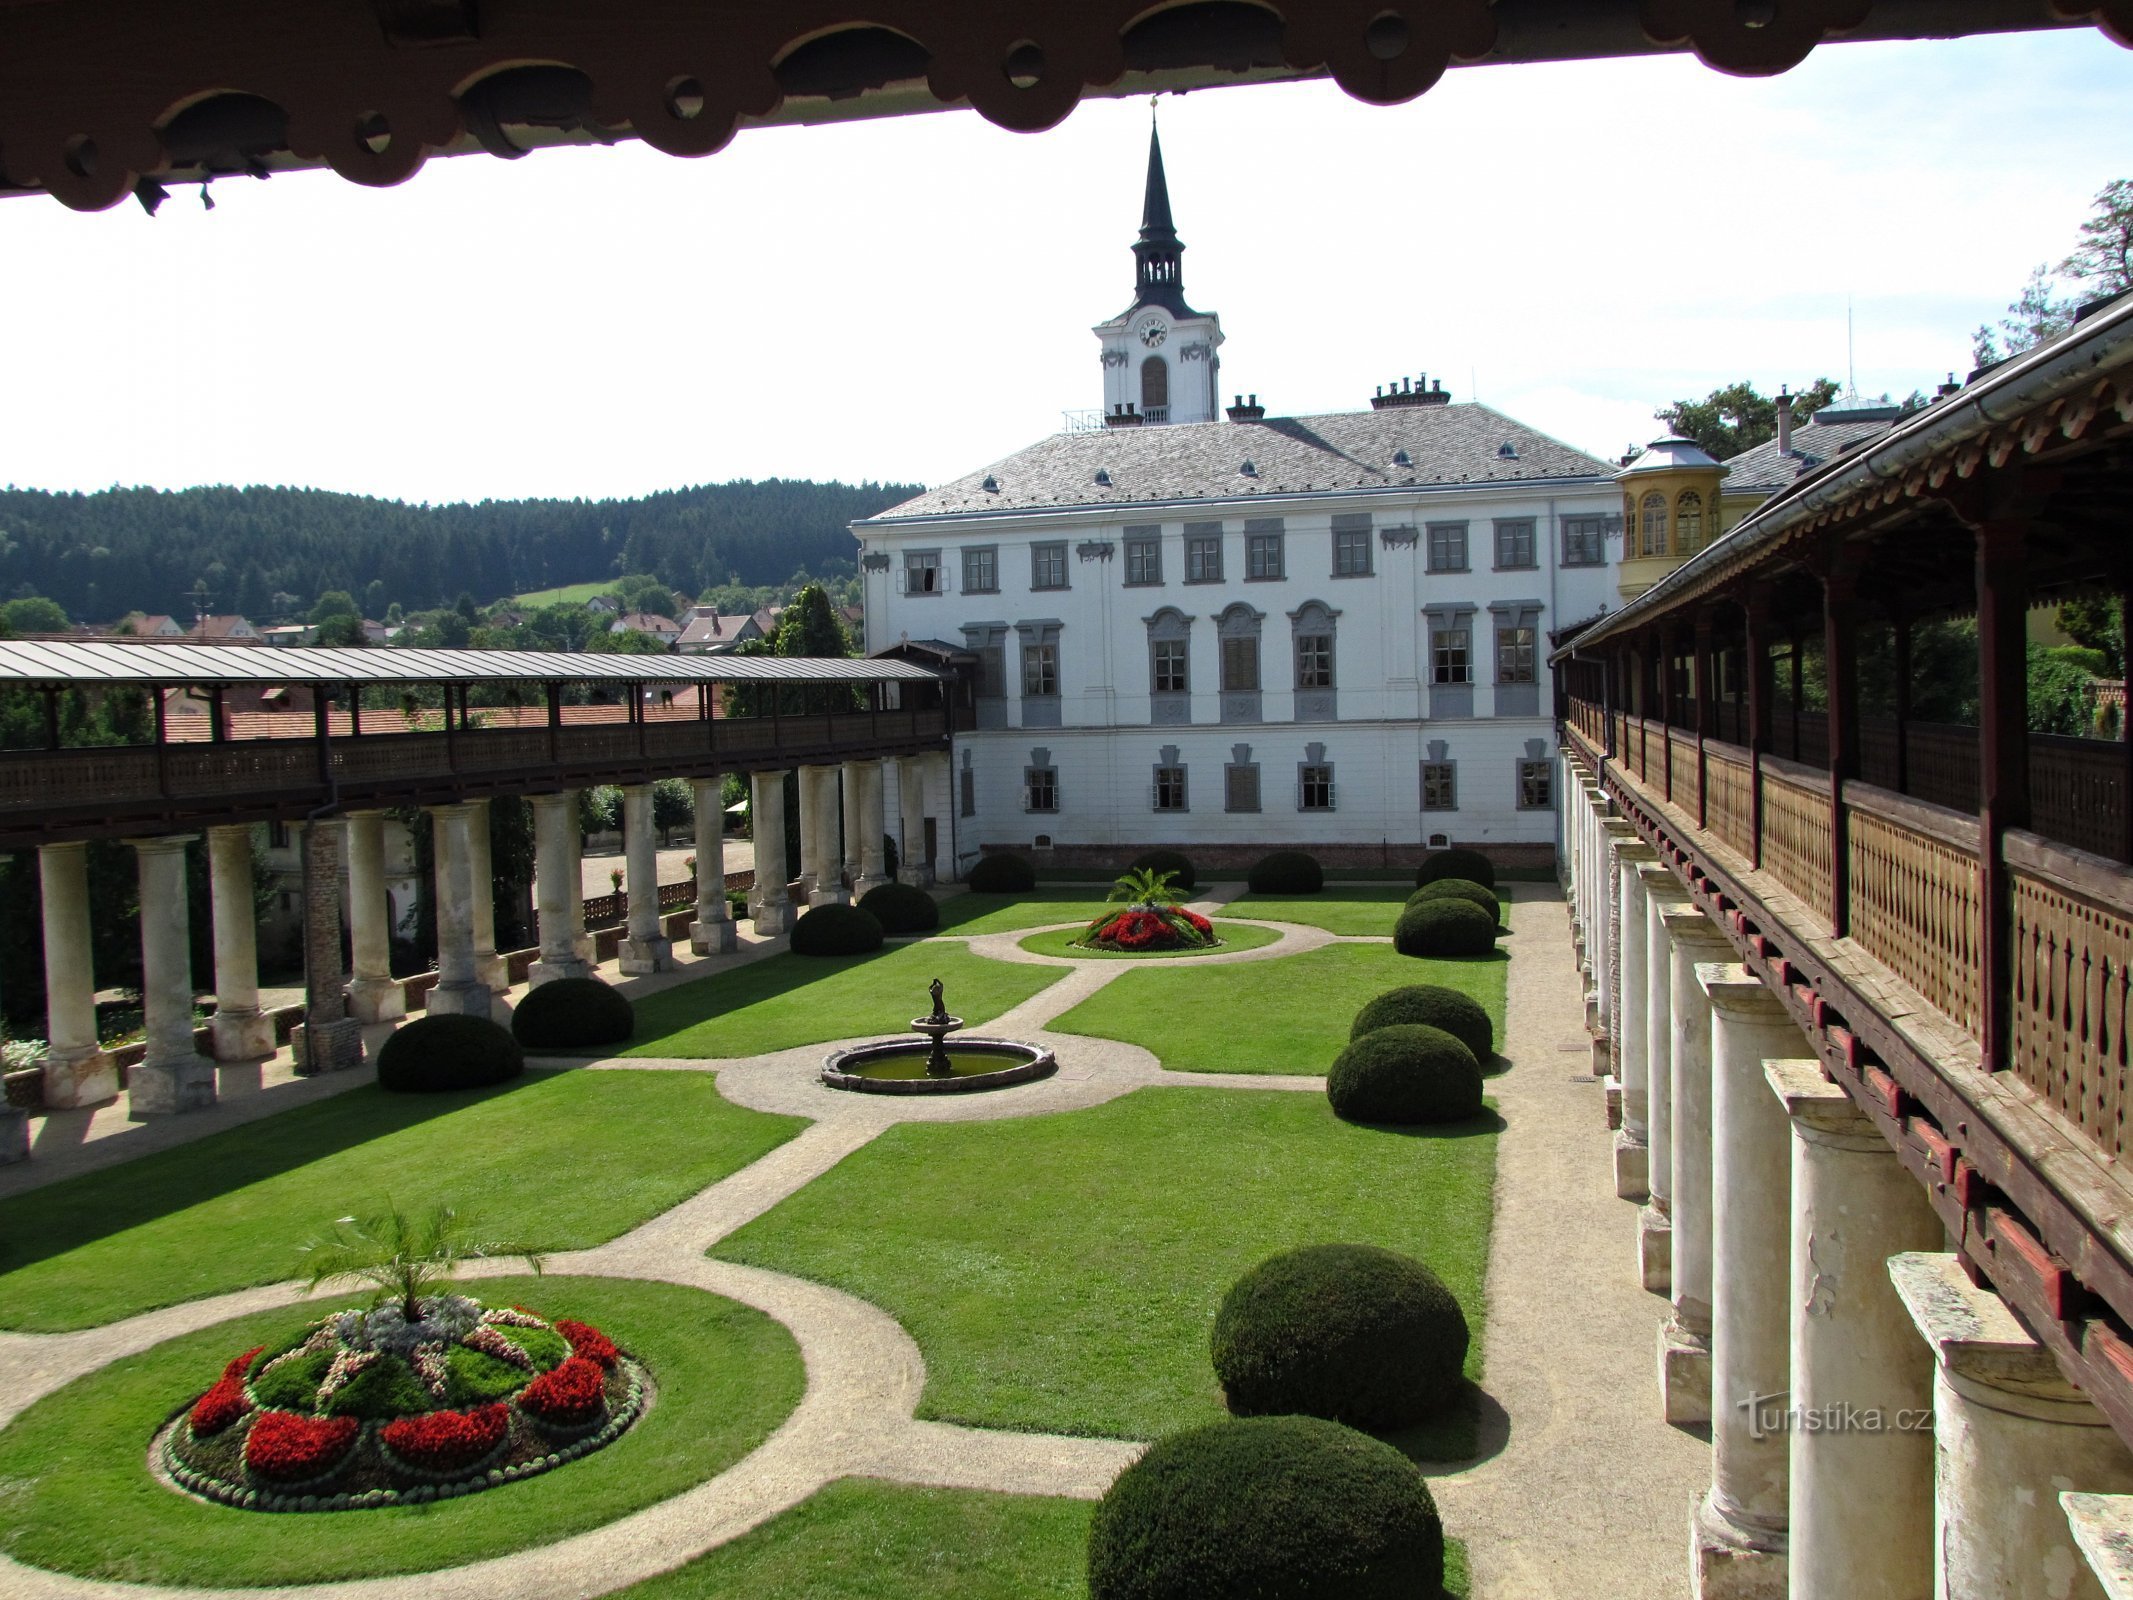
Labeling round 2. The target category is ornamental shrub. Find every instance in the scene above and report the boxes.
[445,1344,529,1406]
[1246,850,1323,895]
[1212,1243,1471,1430]
[510,976,635,1051]
[1415,846,1496,889]
[968,853,1036,894]
[1130,849,1197,891]
[1350,984,1495,1062]
[1393,897,1500,958]
[790,903,885,957]
[1086,1414,1444,1600]
[321,1354,433,1420]
[859,880,940,934]
[375,1014,524,1093]
[1326,1024,1483,1125]
[1406,877,1503,924]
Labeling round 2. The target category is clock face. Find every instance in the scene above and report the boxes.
[1136,316,1168,349]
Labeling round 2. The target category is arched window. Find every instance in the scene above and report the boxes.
[1639,491,1670,557]
[1216,602,1263,724]
[1291,600,1339,721]
[1675,490,1704,554]
[1145,606,1193,725]
[1141,354,1169,415]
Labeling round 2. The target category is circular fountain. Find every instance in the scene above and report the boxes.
[821,977,1056,1095]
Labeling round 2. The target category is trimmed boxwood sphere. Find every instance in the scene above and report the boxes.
[1326,1024,1482,1125]
[1087,1414,1443,1600]
[1351,984,1494,1062]
[1415,846,1496,889]
[1246,850,1323,895]
[790,903,885,956]
[858,881,940,934]
[968,853,1036,894]
[1129,849,1197,891]
[1212,1243,1471,1430]
[1406,877,1503,924]
[376,1014,524,1093]
[510,976,634,1050]
[1394,897,1500,958]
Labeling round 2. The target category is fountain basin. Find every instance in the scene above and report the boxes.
[822,1037,1057,1095]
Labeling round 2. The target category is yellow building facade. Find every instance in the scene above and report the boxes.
[1613,435,1727,603]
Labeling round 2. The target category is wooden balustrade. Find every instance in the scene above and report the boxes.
[2007,830,2133,1161]
[1668,727,1699,810]
[1705,741,1754,858]
[1844,782,1983,1038]
[335,734,452,784]
[2034,734,2127,860]
[1759,758,1836,922]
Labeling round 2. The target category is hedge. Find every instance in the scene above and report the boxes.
[1245,850,1323,895]
[1350,984,1494,1062]
[790,903,885,957]
[1129,849,1197,891]
[1326,1024,1482,1125]
[1212,1243,1470,1430]
[968,853,1036,894]
[1415,846,1496,889]
[858,881,941,934]
[1393,898,1500,958]
[1086,1415,1443,1600]
[1406,878,1502,924]
[375,1014,525,1093]
[510,977,635,1051]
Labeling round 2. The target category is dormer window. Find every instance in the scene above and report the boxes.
[1095,468,1112,486]
[1497,442,1519,459]
[1639,491,1670,557]
[981,475,1000,494]
[1239,459,1257,478]
[1676,490,1704,553]
[1392,449,1412,467]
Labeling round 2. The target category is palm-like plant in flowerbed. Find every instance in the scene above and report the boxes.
[160,1203,645,1513]
[1078,868,1219,952]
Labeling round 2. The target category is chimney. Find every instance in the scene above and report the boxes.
[1105,402,1145,428]
[1227,393,1265,422]
[1936,372,1961,398]
[1775,387,1794,454]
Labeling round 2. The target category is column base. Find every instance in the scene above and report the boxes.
[618,936,674,976]
[753,902,796,939]
[1639,1204,1673,1294]
[808,887,850,907]
[41,1046,117,1109]
[690,917,738,956]
[210,1008,276,1062]
[1691,1491,1786,1600]
[853,873,890,900]
[129,1054,217,1115]
[896,866,934,888]
[528,955,593,985]
[1614,1130,1649,1201]
[1586,991,1602,1034]
[474,953,510,994]
[292,1018,364,1075]
[1604,1074,1623,1129]
[1594,1036,1616,1083]
[1659,1317,1713,1425]
[0,1106,25,1163]
[347,977,409,1025]
[426,982,494,1021]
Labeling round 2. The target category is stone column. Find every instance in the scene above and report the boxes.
[426,804,491,1019]
[1640,862,1694,1292]
[618,784,673,974]
[1614,837,1659,1201]
[345,811,406,1022]
[809,766,847,905]
[127,834,216,1114]
[528,792,590,984]
[464,798,507,993]
[929,751,958,879]
[690,775,737,955]
[854,760,891,897]
[1660,905,1736,1425]
[1765,1060,1940,1600]
[794,763,821,899]
[568,817,594,966]
[840,758,867,891]
[1693,962,1803,1598]
[203,824,274,1061]
[36,840,114,1107]
[292,820,362,1073]
[750,770,796,937]
[1597,815,1638,1086]
[1892,1252,2133,1600]
[896,757,933,887]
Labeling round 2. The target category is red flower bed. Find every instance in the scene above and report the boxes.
[1181,909,1213,935]
[380,1404,510,1473]
[554,1319,618,1369]
[518,1356,606,1427]
[243,1411,360,1483]
[189,1345,265,1437]
[1084,904,1214,951]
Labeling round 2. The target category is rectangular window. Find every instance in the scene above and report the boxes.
[1022,642,1059,698]
[1152,639,1188,694]
[1225,765,1260,813]
[1333,515,1373,577]
[1246,527,1284,580]
[1221,635,1260,692]
[1125,529,1163,586]
[976,644,1006,699]
[1518,759,1555,810]
[1432,626,1472,685]
[959,767,975,817]
[903,549,942,594]
[1426,523,1468,573]
[1561,515,1607,567]
[1024,766,1059,813]
[1031,542,1068,590]
[961,545,998,594]
[268,821,292,850]
[1185,523,1224,583]
[1494,519,1537,570]
[1496,624,1537,684]
[1422,761,1457,811]
[1154,765,1189,812]
[1299,764,1335,811]
[1295,633,1333,690]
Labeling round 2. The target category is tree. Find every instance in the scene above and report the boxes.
[309,590,359,626]
[296,1202,544,1321]
[1656,378,1842,461]
[454,590,479,625]
[0,595,69,634]
[772,582,854,659]
[362,579,387,619]
[1974,179,2132,365]
[1973,265,2075,367]
[312,612,367,648]
[2059,592,2125,678]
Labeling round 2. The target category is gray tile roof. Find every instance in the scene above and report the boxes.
[862,403,1616,523]
[1720,415,1903,497]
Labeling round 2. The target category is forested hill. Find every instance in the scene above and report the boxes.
[0,478,922,622]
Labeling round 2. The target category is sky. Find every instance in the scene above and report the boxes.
[2,26,2130,505]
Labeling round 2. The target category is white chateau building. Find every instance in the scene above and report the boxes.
[856,127,1623,874]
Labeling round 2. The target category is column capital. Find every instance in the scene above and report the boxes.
[527,790,574,809]
[1640,862,1693,905]
[1890,1252,2095,1420]
[125,832,198,852]
[1698,961,1784,1018]
[1662,906,1734,950]
[1601,816,1640,840]
[1617,840,1661,865]
[1764,1057,1881,1149]
[426,800,473,819]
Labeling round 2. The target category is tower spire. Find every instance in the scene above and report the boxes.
[1131,109,1187,313]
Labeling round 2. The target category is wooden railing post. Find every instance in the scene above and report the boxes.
[1821,557,1864,939]
[1746,588,1771,870]
[1975,519,2030,1072]
[1695,607,1715,829]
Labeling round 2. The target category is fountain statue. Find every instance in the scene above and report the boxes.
[913,977,964,1077]
[819,977,1056,1096]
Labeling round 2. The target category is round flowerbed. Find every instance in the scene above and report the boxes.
[160,1296,645,1513]
[1078,903,1219,954]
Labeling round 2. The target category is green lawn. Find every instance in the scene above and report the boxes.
[0,1072,804,1331]
[511,579,613,606]
[625,943,1060,1058]
[1049,942,1508,1077]
[1225,885,1414,935]
[1014,921,1285,960]
[0,1276,801,1587]
[932,892,1121,934]
[714,1086,1497,1452]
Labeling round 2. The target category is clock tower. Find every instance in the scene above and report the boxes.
[1093,118,1224,426]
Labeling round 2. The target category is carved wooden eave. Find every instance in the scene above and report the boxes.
[0,0,2121,211]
